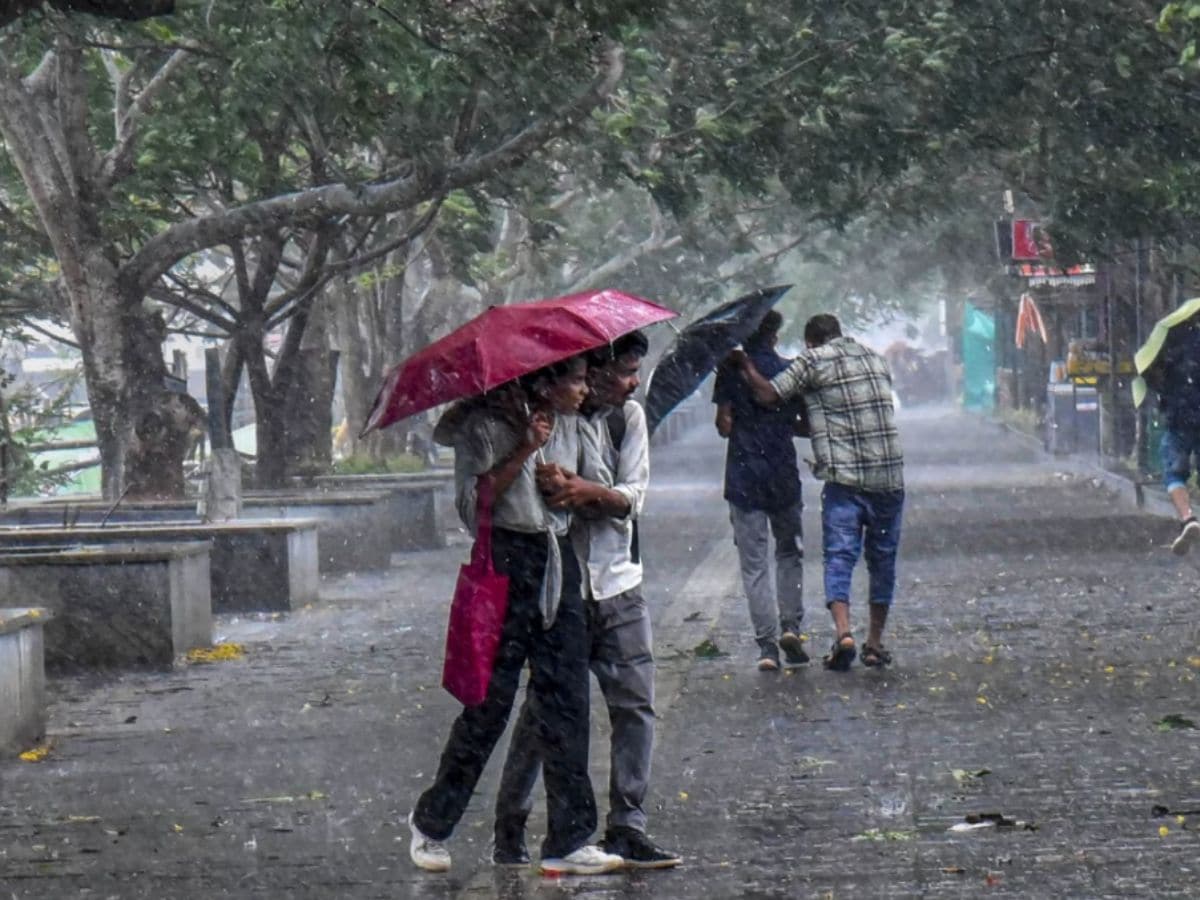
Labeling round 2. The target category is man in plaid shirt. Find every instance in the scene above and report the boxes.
[732,313,904,671]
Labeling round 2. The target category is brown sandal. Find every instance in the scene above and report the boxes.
[862,644,893,668]
[823,633,856,671]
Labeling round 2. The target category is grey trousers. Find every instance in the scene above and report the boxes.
[729,500,804,647]
[496,586,656,837]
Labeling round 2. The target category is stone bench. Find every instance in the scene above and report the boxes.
[0,492,394,574]
[297,473,454,550]
[0,520,318,613]
[0,608,52,752]
[0,543,212,672]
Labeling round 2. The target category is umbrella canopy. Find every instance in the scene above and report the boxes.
[361,289,677,435]
[643,285,791,435]
[1132,297,1200,408]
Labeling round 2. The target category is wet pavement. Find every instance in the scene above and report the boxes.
[2,408,1199,898]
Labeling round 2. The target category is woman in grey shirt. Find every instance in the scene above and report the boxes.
[408,355,622,876]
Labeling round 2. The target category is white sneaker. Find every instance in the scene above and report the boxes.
[1172,518,1200,556]
[539,844,624,875]
[407,811,451,872]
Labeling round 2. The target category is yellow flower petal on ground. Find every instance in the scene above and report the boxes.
[173,824,184,833]
[976,696,988,706]
[186,642,246,663]
[678,791,689,801]
[1159,825,1170,837]
[18,744,51,762]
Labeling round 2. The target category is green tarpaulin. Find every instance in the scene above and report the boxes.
[962,303,995,410]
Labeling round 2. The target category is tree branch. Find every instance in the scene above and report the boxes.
[100,45,195,188]
[20,316,81,349]
[264,200,443,325]
[121,41,625,296]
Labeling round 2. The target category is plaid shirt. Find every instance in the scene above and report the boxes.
[770,337,904,491]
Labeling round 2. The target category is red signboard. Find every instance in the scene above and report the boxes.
[1011,220,1053,261]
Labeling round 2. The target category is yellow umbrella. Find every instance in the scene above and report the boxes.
[1132,296,1200,408]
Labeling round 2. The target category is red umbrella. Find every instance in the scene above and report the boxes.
[361,289,677,435]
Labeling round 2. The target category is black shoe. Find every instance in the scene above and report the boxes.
[600,827,682,869]
[1172,517,1200,556]
[492,836,530,867]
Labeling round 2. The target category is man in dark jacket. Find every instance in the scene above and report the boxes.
[713,311,809,671]
[732,313,903,672]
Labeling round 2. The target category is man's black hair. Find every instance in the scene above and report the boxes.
[745,310,783,349]
[587,329,649,367]
[804,313,842,346]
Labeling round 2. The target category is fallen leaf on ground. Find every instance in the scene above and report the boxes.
[18,744,51,762]
[1156,714,1196,732]
[186,642,246,663]
[952,768,992,783]
[692,639,726,659]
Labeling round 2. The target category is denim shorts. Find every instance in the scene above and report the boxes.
[821,482,905,607]
[1161,426,1200,492]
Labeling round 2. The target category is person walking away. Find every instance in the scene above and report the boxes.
[407,355,623,876]
[731,313,904,671]
[712,311,809,671]
[493,331,681,870]
[1146,317,1200,554]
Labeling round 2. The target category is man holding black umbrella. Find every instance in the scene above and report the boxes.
[731,313,904,671]
[713,311,809,671]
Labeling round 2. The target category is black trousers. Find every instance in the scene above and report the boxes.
[413,528,595,858]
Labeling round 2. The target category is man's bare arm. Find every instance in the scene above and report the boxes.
[728,350,781,405]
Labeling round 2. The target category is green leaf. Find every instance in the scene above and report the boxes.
[1156,714,1197,731]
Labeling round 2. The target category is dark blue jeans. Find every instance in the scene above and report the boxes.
[413,529,595,859]
[821,482,905,607]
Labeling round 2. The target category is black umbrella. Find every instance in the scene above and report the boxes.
[644,285,792,435]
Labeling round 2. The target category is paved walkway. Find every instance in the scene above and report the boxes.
[2,408,1198,899]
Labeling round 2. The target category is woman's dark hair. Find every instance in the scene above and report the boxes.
[517,353,587,396]
[804,314,842,346]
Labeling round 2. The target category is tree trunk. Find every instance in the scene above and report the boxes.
[67,251,193,499]
[283,348,338,477]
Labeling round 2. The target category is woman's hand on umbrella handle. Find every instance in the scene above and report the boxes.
[525,409,554,450]
[725,348,748,369]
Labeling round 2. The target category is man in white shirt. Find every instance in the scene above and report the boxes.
[492,331,682,870]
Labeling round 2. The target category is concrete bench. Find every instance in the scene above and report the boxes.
[0,520,317,613]
[0,543,212,672]
[0,608,52,752]
[0,492,394,574]
[297,473,454,550]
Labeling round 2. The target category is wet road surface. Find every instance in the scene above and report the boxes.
[2,407,1198,898]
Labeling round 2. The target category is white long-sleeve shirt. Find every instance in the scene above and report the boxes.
[574,400,649,601]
